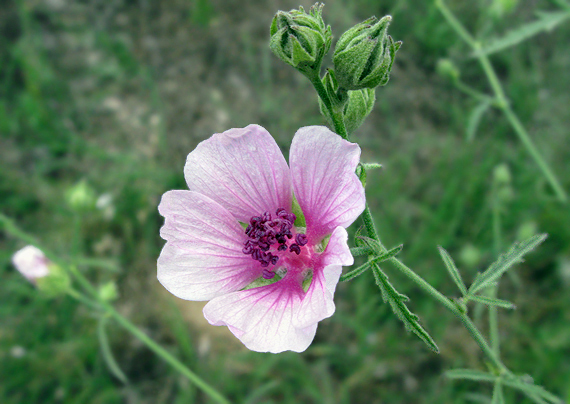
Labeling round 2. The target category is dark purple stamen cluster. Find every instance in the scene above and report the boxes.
[242,208,308,278]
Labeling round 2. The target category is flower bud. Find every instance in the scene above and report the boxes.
[318,70,375,134]
[436,59,460,82]
[333,15,401,90]
[269,3,332,76]
[66,180,96,212]
[12,245,71,296]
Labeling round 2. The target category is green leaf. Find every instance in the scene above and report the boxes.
[340,245,403,282]
[349,246,372,257]
[469,234,547,295]
[476,11,570,56]
[502,377,562,404]
[371,264,439,352]
[438,246,468,296]
[445,369,496,382]
[466,98,492,142]
[468,294,516,309]
[98,316,128,384]
[492,382,505,404]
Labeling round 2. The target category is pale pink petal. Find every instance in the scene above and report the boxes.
[290,126,365,241]
[294,227,353,329]
[184,125,292,223]
[203,279,317,353]
[12,245,50,281]
[158,190,261,301]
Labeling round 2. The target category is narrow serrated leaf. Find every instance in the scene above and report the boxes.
[341,245,403,282]
[466,98,493,142]
[469,295,516,309]
[445,369,496,382]
[372,264,439,352]
[476,11,570,56]
[438,246,468,296]
[469,234,547,295]
[492,382,505,404]
[98,316,128,384]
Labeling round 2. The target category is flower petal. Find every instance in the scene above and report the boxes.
[203,279,317,353]
[290,126,365,241]
[158,190,261,300]
[12,245,50,281]
[294,227,352,329]
[184,125,292,223]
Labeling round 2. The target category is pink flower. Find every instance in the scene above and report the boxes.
[158,125,365,353]
[12,245,50,283]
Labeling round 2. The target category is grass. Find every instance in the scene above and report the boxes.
[1,0,569,403]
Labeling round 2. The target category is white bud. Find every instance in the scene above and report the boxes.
[12,245,50,282]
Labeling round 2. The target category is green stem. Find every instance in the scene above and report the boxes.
[436,0,567,203]
[361,200,508,374]
[67,266,231,404]
[308,73,349,139]
[490,190,502,356]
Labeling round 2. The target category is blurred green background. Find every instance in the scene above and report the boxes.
[1,0,569,403]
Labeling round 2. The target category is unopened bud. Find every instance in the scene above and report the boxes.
[12,245,70,296]
[333,15,401,90]
[436,59,460,82]
[269,3,332,76]
[66,180,96,212]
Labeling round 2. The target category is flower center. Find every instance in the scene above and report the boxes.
[242,207,308,279]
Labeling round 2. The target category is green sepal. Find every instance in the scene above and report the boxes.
[36,263,71,297]
[291,194,306,228]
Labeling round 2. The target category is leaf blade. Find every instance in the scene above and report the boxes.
[445,369,496,382]
[372,263,439,353]
[476,11,570,56]
[98,316,129,384]
[469,234,547,295]
[468,295,516,310]
[438,246,468,296]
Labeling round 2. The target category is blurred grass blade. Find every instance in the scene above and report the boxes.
[475,11,570,56]
[372,264,439,352]
[469,234,547,295]
[469,295,516,309]
[466,98,492,142]
[502,377,561,404]
[98,316,129,384]
[438,246,468,296]
[445,369,496,382]
[340,245,403,282]
[492,382,505,404]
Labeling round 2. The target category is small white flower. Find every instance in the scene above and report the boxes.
[12,245,50,282]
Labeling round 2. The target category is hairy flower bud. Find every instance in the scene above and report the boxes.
[318,70,375,134]
[333,15,401,90]
[269,3,332,76]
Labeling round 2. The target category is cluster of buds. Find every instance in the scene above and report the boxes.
[270,4,401,135]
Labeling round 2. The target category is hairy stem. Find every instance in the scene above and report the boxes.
[308,72,349,139]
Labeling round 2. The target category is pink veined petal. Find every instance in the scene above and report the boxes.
[203,279,317,353]
[184,124,292,223]
[294,227,353,329]
[157,190,261,301]
[290,126,365,242]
